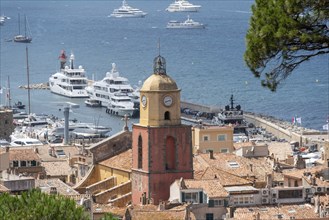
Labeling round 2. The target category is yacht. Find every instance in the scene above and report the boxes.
[106,92,136,117]
[85,63,137,108]
[166,15,205,29]
[49,50,89,98]
[110,0,147,18]
[166,0,201,12]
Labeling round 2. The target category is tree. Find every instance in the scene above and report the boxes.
[244,0,329,91]
[0,189,89,220]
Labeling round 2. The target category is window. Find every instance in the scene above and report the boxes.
[228,161,239,168]
[206,213,214,220]
[203,135,209,141]
[138,135,143,169]
[232,195,255,205]
[13,161,19,167]
[31,160,37,167]
[214,200,223,206]
[166,136,176,170]
[220,148,228,153]
[278,190,303,199]
[21,161,27,167]
[184,192,199,203]
[164,111,170,120]
[218,134,226,141]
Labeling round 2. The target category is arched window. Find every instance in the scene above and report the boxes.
[164,111,170,120]
[138,135,143,169]
[165,136,176,170]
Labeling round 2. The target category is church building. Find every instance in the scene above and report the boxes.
[131,53,194,205]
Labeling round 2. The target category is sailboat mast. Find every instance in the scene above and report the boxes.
[18,13,21,35]
[24,14,27,37]
[26,46,31,114]
[7,76,11,108]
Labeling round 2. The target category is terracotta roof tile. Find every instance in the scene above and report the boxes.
[128,204,196,220]
[98,149,132,172]
[41,160,73,176]
[195,153,275,182]
[231,204,320,220]
[36,179,80,196]
[9,148,40,161]
[183,179,229,198]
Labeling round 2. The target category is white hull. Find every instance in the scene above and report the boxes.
[106,106,135,117]
[166,7,199,12]
[167,24,205,29]
[50,84,89,98]
[110,13,146,18]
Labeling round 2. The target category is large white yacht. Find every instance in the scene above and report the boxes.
[49,51,89,98]
[85,63,137,108]
[110,0,147,18]
[167,15,205,29]
[166,0,201,12]
[106,92,136,117]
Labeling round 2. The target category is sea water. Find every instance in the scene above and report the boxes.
[0,0,328,133]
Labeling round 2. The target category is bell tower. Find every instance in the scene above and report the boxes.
[131,54,193,205]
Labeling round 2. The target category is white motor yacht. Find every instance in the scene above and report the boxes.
[49,50,89,98]
[110,0,147,18]
[106,92,136,117]
[166,0,201,12]
[85,62,138,109]
[166,15,205,29]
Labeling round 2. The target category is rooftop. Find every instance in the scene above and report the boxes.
[8,148,40,161]
[182,179,229,198]
[41,160,73,176]
[98,149,132,172]
[36,178,80,196]
[230,203,320,220]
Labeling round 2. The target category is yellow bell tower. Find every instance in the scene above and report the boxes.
[132,53,193,205]
[139,55,181,127]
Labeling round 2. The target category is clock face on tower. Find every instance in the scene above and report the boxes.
[141,95,147,107]
[163,95,173,107]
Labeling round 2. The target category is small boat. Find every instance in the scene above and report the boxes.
[14,14,32,43]
[14,101,25,109]
[110,0,147,18]
[85,98,101,107]
[166,0,201,12]
[10,138,44,147]
[49,50,89,98]
[166,15,205,29]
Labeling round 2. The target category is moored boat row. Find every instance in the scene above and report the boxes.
[49,50,140,118]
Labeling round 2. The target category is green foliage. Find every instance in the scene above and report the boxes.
[100,212,119,220]
[0,189,89,220]
[244,0,329,91]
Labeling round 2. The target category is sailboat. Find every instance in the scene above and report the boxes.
[14,14,32,43]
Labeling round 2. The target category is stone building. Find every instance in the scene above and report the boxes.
[0,108,15,140]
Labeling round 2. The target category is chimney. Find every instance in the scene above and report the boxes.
[311,176,316,186]
[5,146,9,153]
[250,164,253,172]
[209,150,214,159]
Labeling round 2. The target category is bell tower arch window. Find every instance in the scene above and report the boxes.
[138,135,143,169]
[164,111,170,120]
[165,136,176,170]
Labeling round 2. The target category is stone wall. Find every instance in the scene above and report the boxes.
[88,130,132,164]
[85,176,116,195]
[94,180,131,204]
[0,109,15,141]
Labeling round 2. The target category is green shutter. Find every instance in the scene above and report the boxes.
[181,192,185,202]
[199,191,203,203]
[224,199,228,207]
[208,199,214,207]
